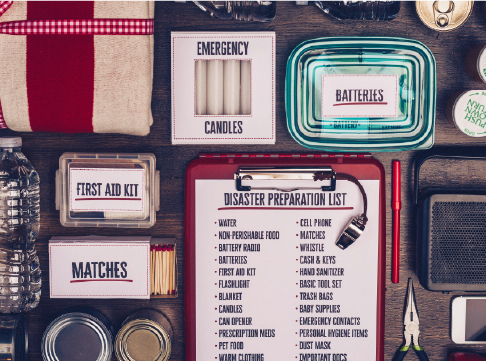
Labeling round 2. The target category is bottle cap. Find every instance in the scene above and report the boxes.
[0,314,28,361]
[0,137,21,148]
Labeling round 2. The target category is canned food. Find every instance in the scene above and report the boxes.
[42,307,114,361]
[0,314,27,361]
[445,90,486,137]
[465,44,486,83]
[115,309,173,361]
[416,1,473,31]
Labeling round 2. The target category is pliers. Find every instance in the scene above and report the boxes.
[393,278,429,361]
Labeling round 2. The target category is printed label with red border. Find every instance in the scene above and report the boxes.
[69,168,145,212]
[49,238,150,299]
[321,74,398,118]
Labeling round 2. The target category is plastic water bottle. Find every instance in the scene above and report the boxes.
[312,1,400,20]
[193,1,276,22]
[0,137,41,313]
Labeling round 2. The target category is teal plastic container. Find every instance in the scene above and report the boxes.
[285,37,436,152]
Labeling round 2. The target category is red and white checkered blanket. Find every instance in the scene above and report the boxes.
[0,1,154,135]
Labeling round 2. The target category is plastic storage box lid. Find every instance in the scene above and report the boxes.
[285,37,436,152]
[56,153,160,228]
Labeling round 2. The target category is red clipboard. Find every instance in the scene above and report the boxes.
[184,153,385,361]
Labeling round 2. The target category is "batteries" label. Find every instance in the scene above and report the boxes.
[321,74,398,118]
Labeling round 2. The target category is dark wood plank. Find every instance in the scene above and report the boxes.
[3,1,486,360]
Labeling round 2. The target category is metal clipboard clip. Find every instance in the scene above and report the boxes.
[235,167,336,192]
[235,166,368,250]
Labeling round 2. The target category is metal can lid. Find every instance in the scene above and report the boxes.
[0,314,27,361]
[416,1,473,31]
[115,309,172,361]
[42,309,113,361]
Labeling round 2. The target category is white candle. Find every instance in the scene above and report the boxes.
[240,60,251,115]
[223,60,241,115]
[195,60,207,115]
[206,60,224,115]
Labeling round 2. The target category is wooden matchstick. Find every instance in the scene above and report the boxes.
[159,245,163,295]
[164,245,170,294]
[169,245,173,294]
[157,245,161,295]
[150,245,153,294]
[162,245,166,294]
[173,245,176,294]
[171,245,177,294]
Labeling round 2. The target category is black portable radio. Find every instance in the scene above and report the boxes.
[415,148,486,292]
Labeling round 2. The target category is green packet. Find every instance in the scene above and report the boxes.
[446,90,486,138]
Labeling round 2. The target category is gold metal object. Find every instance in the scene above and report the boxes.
[416,1,473,31]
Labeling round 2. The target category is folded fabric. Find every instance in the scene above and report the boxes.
[0,1,154,135]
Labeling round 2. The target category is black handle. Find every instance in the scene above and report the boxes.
[414,147,486,206]
[392,348,408,361]
[413,346,429,361]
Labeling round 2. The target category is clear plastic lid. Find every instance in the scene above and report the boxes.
[285,37,437,152]
[56,153,160,228]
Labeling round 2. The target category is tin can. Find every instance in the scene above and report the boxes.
[115,309,173,361]
[0,314,27,361]
[416,1,473,31]
[42,307,114,361]
[465,44,486,83]
[445,90,486,137]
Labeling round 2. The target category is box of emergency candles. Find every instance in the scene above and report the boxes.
[49,236,177,299]
[171,32,276,144]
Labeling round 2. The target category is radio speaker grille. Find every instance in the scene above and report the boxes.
[431,201,486,285]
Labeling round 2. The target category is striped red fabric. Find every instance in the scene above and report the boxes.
[0,100,6,129]
[26,1,95,133]
[0,1,154,132]
[0,2,12,128]
[0,18,154,35]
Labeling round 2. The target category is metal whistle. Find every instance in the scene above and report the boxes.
[336,216,366,250]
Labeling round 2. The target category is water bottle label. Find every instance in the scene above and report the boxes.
[69,168,145,212]
[7,218,19,225]
[0,345,11,354]
[321,74,398,118]
[7,190,19,197]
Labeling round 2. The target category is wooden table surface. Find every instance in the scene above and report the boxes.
[5,1,486,360]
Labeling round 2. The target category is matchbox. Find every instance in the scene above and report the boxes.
[49,236,177,299]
